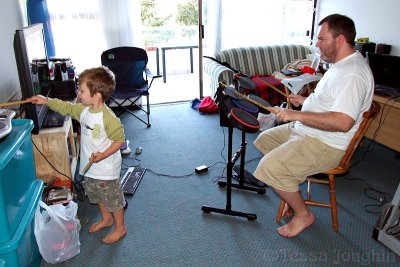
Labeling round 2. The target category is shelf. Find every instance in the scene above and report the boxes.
[365,94,400,152]
[31,116,79,183]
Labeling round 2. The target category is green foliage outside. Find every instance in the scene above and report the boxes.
[140,0,171,27]
[140,0,198,46]
[176,0,198,26]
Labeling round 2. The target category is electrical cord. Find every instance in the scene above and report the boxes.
[346,96,399,214]
[344,176,393,214]
[31,139,84,201]
[351,96,399,168]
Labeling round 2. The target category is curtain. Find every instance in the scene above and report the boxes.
[27,0,56,57]
[47,0,142,72]
[98,0,143,48]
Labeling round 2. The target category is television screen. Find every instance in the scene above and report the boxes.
[367,52,400,97]
[14,23,50,134]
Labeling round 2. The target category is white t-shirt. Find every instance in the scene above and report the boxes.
[294,51,374,150]
[80,107,122,180]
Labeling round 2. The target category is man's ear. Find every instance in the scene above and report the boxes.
[336,34,346,46]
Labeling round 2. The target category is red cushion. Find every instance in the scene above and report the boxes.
[198,96,219,113]
[249,75,286,106]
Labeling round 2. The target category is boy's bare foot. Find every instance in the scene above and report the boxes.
[103,226,127,244]
[277,211,315,237]
[282,203,294,218]
[89,219,113,233]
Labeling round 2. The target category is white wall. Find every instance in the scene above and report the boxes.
[316,0,400,56]
[0,0,26,103]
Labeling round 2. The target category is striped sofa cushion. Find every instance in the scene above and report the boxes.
[214,45,311,85]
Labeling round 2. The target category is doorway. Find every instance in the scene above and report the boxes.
[141,0,202,104]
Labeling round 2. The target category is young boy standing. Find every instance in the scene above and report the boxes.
[28,66,127,244]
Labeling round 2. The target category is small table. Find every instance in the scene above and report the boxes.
[145,46,160,76]
[32,116,79,183]
[161,45,198,83]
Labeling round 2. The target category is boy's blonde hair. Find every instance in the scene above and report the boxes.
[78,66,116,101]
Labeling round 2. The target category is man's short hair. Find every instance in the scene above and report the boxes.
[319,14,356,46]
[78,66,116,101]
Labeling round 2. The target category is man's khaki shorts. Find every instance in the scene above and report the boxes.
[253,122,345,192]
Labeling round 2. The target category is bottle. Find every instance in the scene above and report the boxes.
[49,62,55,81]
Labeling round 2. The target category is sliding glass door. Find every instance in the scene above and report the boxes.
[46,0,314,103]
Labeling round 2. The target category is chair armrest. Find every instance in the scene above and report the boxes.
[145,68,162,79]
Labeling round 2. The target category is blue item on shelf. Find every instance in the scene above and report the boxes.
[0,119,44,267]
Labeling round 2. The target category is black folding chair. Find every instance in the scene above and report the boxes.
[101,47,161,127]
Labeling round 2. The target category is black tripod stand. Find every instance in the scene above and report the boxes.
[217,128,266,195]
[201,82,266,220]
[201,123,258,221]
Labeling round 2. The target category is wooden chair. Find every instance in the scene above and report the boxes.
[275,101,380,232]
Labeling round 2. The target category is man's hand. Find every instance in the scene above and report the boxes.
[27,95,49,105]
[288,94,306,107]
[275,107,298,123]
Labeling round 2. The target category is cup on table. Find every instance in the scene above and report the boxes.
[301,65,315,74]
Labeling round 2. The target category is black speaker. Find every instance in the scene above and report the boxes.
[355,42,376,57]
[50,80,77,100]
[376,43,391,54]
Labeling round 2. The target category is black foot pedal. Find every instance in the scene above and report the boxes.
[233,165,267,188]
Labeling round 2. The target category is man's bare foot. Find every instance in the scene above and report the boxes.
[282,203,294,218]
[103,226,127,244]
[89,219,113,233]
[277,211,315,237]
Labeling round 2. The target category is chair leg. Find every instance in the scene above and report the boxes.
[307,179,311,200]
[276,200,286,224]
[328,174,339,232]
[146,94,150,127]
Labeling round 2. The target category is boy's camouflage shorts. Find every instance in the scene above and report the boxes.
[84,177,125,212]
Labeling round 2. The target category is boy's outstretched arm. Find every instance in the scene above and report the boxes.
[27,95,49,105]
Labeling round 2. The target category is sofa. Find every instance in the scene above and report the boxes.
[204,44,312,105]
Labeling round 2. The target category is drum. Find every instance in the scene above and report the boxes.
[228,108,260,133]
[236,75,257,90]
[224,86,239,99]
[231,97,258,116]
[248,94,272,114]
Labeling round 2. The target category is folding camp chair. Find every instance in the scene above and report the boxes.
[101,46,161,127]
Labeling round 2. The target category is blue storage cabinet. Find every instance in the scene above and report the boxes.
[0,119,44,267]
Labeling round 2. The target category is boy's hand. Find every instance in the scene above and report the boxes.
[27,95,49,105]
[90,152,105,163]
[89,141,124,164]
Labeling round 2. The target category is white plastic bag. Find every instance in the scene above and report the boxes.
[257,102,288,131]
[34,200,81,264]
[257,112,276,132]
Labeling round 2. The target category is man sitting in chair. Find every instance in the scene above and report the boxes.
[253,14,374,237]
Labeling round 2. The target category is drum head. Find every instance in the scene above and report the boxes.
[228,108,259,133]
[248,94,272,114]
[224,86,240,99]
[237,76,256,90]
[231,98,258,115]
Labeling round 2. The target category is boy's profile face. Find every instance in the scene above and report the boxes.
[78,81,93,105]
